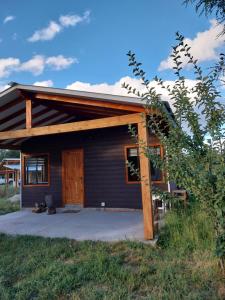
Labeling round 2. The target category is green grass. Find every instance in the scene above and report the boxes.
[0,206,224,300]
[0,186,20,215]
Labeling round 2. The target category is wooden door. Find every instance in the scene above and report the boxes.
[62,149,84,206]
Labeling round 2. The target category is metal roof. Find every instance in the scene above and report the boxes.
[0,82,173,114]
[4,164,20,170]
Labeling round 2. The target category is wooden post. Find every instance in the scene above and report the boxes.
[26,99,32,129]
[15,170,17,188]
[138,115,154,240]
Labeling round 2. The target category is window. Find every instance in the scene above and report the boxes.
[149,145,162,181]
[126,147,140,182]
[125,145,163,183]
[24,154,49,186]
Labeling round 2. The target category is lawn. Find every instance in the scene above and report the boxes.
[0,206,224,300]
[0,186,20,215]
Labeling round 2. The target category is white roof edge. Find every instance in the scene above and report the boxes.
[0,83,142,104]
[2,158,20,161]
[0,82,173,116]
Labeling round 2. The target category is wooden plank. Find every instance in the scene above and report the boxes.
[0,98,23,113]
[0,102,40,124]
[35,93,145,113]
[26,99,32,129]
[0,113,142,140]
[40,100,126,117]
[2,107,57,132]
[32,115,75,129]
[0,108,25,124]
[138,115,154,240]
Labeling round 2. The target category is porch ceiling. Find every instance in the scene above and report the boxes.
[0,84,147,150]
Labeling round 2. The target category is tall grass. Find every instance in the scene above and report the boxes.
[0,185,20,215]
[157,203,215,256]
[0,200,224,298]
[0,185,19,199]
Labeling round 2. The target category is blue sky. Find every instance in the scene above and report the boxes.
[0,0,224,96]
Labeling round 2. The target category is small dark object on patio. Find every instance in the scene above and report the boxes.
[44,195,56,215]
[32,202,47,213]
[47,207,56,215]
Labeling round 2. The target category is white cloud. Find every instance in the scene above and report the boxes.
[66,76,197,109]
[59,11,90,27]
[220,76,225,89]
[33,80,54,87]
[19,55,45,75]
[0,84,10,92]
[66,76,142,96]
[0,58,20,77]
[67,77,207,133]
[46,55,77,70]
[0,54,76,78]
[28,11,90,42]
[159,19,225,71]
[3,16,15,24]
[28,21,61,42]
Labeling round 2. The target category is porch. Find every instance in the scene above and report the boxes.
[0,83,173,240]
[0,209,146,242]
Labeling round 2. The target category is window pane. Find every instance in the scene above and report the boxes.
[126,146,163,183]
[127,147,139,182]
[128,148,138,157]
[150,146,162,181]
[24,155,49,185]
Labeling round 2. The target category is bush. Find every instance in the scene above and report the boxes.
[0,186,19,199]
[157,204,215,256]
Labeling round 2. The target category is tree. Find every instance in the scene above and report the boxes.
[0,149,20,162]
[184,0,225,34]
[123,33,225,269]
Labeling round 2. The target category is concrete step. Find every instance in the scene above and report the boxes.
[64,204,83,210]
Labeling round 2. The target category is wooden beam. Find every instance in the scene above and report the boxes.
[138,115,154,240]
[35,93,145,113]
[26,99,32,129]
[0,116,75,148]
[0,113,142,140]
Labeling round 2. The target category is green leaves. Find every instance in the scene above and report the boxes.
[124,33,225,268]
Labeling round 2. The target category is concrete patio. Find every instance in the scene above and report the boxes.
[0,209,145,242]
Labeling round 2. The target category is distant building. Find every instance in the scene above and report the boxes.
[0,158,20,187]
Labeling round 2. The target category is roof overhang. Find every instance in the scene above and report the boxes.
[0,83,174,150]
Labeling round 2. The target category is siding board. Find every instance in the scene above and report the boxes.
[21,126,166,209]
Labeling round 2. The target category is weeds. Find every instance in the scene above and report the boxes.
[0,205,224,299]
[0,186,20,215]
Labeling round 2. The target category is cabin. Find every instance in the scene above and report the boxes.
[0,158,20,187]
[0,83,173,240]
